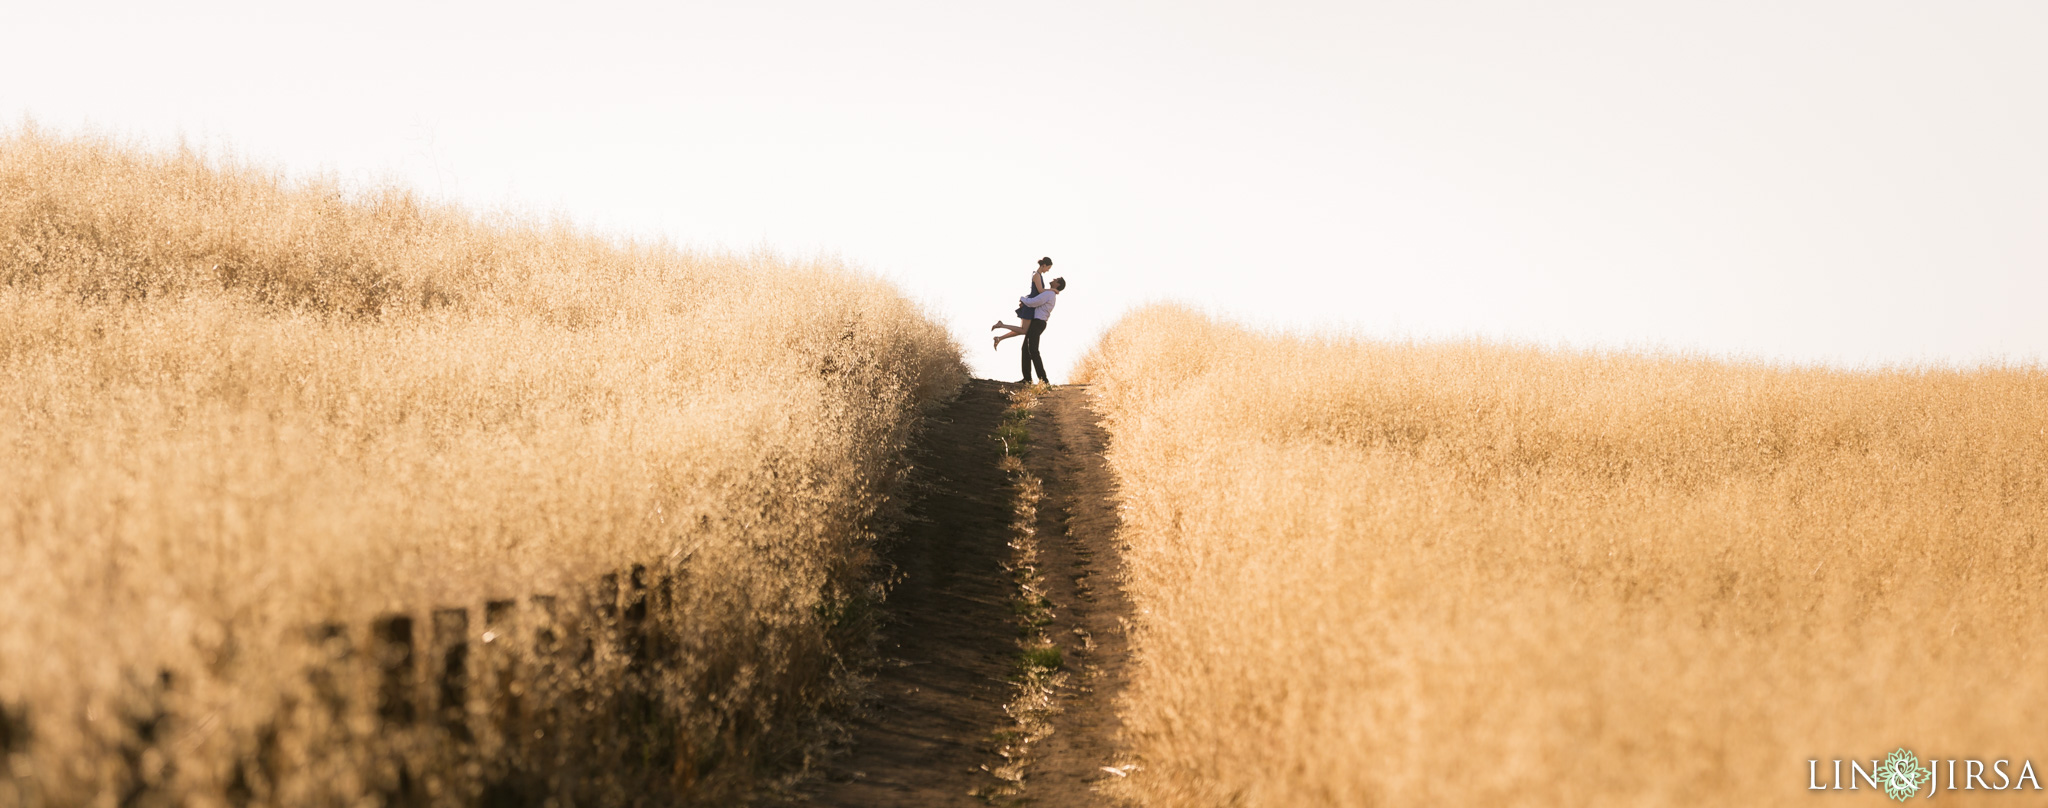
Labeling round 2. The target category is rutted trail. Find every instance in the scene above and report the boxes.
[1009,384,1138,803]
[802,380,1134,806]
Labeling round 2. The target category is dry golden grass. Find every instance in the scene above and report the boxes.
[1078,305,2048,806]
[0,129,962,805]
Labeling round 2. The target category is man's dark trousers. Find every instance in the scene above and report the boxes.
[1021,317,1049,383]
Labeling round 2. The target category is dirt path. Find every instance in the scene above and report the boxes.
[1012,384,1137,804]
[799,380,1134,807]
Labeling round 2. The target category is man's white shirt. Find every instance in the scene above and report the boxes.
[1020,290,1057,320]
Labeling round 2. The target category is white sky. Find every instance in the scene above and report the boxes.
[7,1,2045,380]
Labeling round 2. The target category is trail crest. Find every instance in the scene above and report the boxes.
[800,380,1134,807]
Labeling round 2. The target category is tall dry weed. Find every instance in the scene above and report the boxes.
[1079,305,2048,806]
[0,129,963,805]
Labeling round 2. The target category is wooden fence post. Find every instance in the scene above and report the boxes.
[483,599,519,743]
[305,622,352,717]
[624,564,649,671]
[431,607,470,742]
[372,614,416,726]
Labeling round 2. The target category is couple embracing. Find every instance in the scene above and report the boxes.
[991,256,1067,384]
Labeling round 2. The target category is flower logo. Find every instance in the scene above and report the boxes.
[1874,748,1933,801]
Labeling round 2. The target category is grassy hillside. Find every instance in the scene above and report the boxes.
[0,130,963,805]
[1078,305,2048,806]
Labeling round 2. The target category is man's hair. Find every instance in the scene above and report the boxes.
[1051,277,1067,291]
[1038,257,1053,266]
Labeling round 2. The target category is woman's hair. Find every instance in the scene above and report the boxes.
[1051,277,1067,291]
[1038,257,1053,267]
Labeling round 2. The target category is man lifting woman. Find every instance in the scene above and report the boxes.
[992,256,1067,384]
